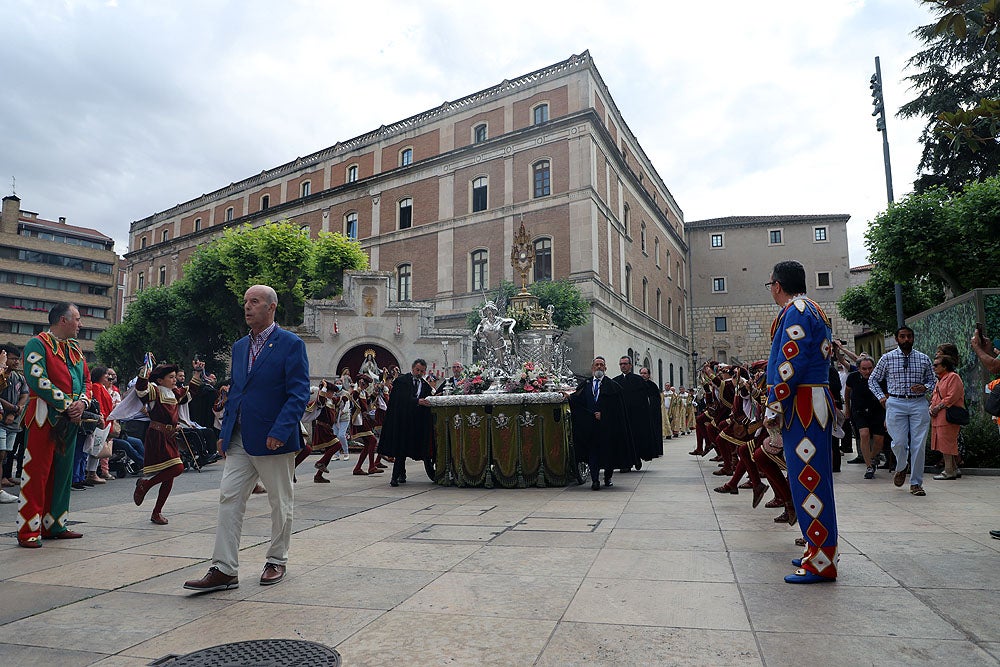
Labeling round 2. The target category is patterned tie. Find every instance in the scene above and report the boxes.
[593,378,600,401]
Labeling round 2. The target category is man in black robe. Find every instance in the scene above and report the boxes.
[638,366,664,458]
[377,358,434,487]
[613,356,659,464]
[568,356,638,489]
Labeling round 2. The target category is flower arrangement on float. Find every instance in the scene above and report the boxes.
[456,362,492,394]
[505,361,549,393]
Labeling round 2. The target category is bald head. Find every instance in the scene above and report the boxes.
[244,284,278,334]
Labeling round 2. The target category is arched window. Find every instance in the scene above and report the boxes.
[398,198,413,229]
[140,236,147,249]
[346,164,358,183]
[533,237,552,282]
[666,249,672,278]
[160,229,169,243]
[397,264,412,301]
[624,264,632,303]
[474,123,487,143]
[668,297,673,329]
[532,160,551,198]
[158,266,166,286]
[472,176,488,212]
[137,271,144,292]
[471,249,488,292]
[193,218,202,232]
[658,359,663,387]
[345,212,358,240]
[400,147,413,166]
[641,278,648,313]
[532,103,549,125]
[225,207,234,222]
[301,181,311,197]
[654,237,660,267]
[260,194,270,211]
[640,222,647,254]
[678,306,684,334]
[656,288,662,322]
[669,362,675,385]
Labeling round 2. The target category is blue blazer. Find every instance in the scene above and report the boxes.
[219,326,310,456]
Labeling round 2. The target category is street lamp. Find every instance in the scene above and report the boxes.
[870,55,904,329]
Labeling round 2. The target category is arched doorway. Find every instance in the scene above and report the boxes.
[335,344,401,379]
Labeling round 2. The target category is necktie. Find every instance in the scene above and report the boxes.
[414,378,420,398]
[593,379,600,401]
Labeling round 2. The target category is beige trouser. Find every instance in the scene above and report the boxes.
[212,426,295,577]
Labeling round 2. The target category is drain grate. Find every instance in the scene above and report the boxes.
[152,639,340,666]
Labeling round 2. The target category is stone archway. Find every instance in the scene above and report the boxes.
[335,344,401,378]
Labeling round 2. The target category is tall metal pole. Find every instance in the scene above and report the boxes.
[870,56,905,329]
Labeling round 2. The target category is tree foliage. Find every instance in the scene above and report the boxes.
[837,268,942,334]
[903,1,1000,191]
[466,280,590,332]
[95,221,368,373]
[839,174,1000,331]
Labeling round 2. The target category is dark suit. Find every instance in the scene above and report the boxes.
[569,376,637,484]
[377,372,433,483]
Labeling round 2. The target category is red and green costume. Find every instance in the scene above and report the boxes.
[17,332,90,544]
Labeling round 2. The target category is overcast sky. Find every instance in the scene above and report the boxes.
[3,0,935,266]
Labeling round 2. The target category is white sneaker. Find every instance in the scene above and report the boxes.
[333,454,343,461]
[0,490,18,503]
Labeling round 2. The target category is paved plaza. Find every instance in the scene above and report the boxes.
[0,435,999,666]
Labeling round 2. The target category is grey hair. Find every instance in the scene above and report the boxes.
[248,284,278,305]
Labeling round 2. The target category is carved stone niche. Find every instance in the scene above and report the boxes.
[362,286,378,317]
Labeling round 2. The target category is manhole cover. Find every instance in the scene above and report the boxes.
[153,639,340,666]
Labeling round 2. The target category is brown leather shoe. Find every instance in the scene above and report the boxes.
[44,529,83,539]
[260,563,286,586]
[134,478,149,506]
[752,483,770,509]
[184,566,239,592]
[893,470,907,487]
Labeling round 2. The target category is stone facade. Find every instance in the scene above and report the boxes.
[687,214,863,370]
[124,52,690,383]
[296,271,470,383]
[1,195,117,359]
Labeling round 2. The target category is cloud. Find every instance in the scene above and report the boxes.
[1,0,935,268]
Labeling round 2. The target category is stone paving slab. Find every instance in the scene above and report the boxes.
[0,435,998,665]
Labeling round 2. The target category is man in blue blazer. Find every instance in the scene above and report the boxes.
[185,284,310,592]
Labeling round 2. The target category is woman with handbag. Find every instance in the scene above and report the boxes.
[929,351,966,482]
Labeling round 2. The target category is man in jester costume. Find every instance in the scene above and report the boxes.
[16,302,91,548]
[764,261,839,584]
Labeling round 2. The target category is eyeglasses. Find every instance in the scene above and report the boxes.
[764,281,777,289]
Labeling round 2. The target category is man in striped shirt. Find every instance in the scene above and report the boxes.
[868,326,936,496]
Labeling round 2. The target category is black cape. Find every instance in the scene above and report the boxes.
[613,372,661,461]
[568,376,640,473]
[377,373,434,461]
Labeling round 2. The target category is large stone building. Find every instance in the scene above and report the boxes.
[124,52,690,384]
[687,214,862,369]
[0,195,118,358]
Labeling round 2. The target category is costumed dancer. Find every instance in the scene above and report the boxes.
[132,355,204,525]
[764,261,839,583]
[310,381,341,483]
[350,376,383,475]
[16,303,91,547]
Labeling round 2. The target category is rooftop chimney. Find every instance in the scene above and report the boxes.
[59,216,66,224]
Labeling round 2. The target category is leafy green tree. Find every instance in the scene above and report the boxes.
[903,1,1000,191]
[307,231,370,299]
[837,267,942,333]
[466,280,590,332]
[865,177,1000,295]
[94,286,185,376]
[96,220,368,373]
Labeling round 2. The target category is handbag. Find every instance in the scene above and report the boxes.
[84,424,113,457]
[945,405,970,426]
[986,381,1000,417]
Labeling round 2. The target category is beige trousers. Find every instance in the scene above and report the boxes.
[211,426,295,577]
